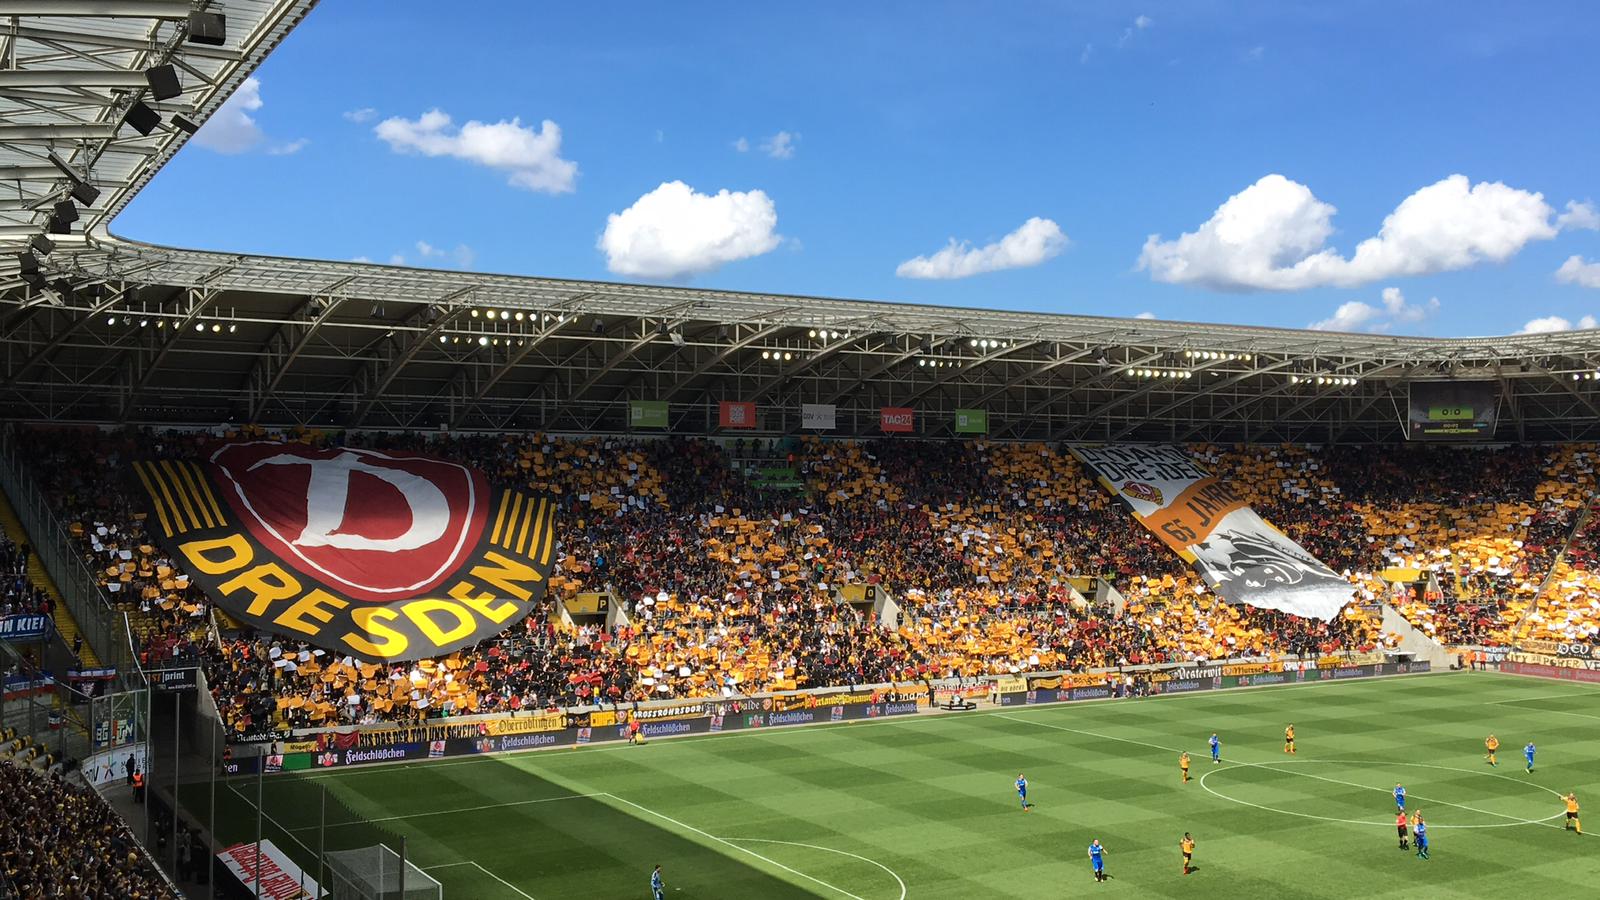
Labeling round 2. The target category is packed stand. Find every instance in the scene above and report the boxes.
[28,428,1523,739]
[1527,495,1600,643]
[1200,443,1593,645]
[0,761,176,899]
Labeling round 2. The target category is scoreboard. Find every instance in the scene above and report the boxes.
[1408,381,1498,440]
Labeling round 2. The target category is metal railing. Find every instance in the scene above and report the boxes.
[0,428,141,688]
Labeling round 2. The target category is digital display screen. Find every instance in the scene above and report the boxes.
[1408,382,1498,440]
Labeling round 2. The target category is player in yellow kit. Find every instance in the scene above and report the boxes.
[1180,751,1191,783]
[1485,734,1499,767]
[1179,833,1195,875]
[1284,724,1296,754]
[1566,793,1582,834]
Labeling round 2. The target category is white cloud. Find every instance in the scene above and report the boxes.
[1557,200,1600,231]
[195,76,264,153]
[1119,14,1152,47]
[598,180,781,279]
[193,78,307,156]
[1310,301,1380,332]
[1309,287,1440,332]
[733,137,749,153]
[1080,43,1095,64]
[388,254,406,266]
[343,107,377,123]
[1556,255,1600,289]
[896,217,1068,280]
[1134,311,1157,319]
[1519,314,1599,334]
[350,256,372,263]
[1140,174,1565,291]
[761,131,798,160]
[414,240,476,269]
[375,109,577,193]
[1244,45,1266,62]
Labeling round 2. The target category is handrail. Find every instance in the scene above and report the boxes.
[0,427,144,691]
[1513,501,1594,641]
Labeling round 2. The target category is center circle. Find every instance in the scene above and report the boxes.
[1199,759,1567,829]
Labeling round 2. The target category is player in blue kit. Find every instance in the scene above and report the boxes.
[1525,741,1536,773]
[1209,733,1221,763]
[1413,814,1430,860]
[1016,773,1030,811]
[651,864,665,899]
[1394,783,1406,812]
[1088,839,1107,882]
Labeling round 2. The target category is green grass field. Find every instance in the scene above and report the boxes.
[216,672,1600,898]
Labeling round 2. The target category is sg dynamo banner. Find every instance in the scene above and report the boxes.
[1070,445,1352,621]
[133,444,557,662]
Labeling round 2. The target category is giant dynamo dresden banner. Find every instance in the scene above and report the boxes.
[133,444,557,662]
[1070,445,1352,620]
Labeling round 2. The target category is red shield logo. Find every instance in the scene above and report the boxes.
[1122,481,1164,505]
[209,443,488,603]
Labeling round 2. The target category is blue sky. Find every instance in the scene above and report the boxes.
[115,1,1600,336]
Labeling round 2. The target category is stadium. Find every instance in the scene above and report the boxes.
[1,3,1598,899]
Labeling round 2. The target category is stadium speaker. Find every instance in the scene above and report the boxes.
[145,64,181,101]
[16,252,40,275]
[29,234,53,256]
[69,180,100,207]
[187,12,226,46]
[591,316,605,334]
[920,336,933,354]
[123,101,161,136]
[171,114,199,135]
[21,271,47,290]
[46,215,71,235]
[52,200,78,225]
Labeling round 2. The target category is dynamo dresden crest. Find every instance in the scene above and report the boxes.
[1120,481,1164,505]
[133,443,557,662]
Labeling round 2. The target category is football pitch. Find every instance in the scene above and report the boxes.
[219,672,1600,898]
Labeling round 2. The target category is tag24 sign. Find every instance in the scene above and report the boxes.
[133,444,558,662]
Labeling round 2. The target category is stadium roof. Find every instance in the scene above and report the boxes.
[0,1,312,245]
[4,2,1600,443]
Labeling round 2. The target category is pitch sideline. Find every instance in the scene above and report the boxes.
[296,668,1479,784]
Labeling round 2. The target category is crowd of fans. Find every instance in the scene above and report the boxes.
[0,537,52,622]
[19,427,1600,739]
[1525,497,1600,643]
[1202,443,1593,645]
[0,762,175,899]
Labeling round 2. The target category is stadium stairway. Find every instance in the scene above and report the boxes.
[1379,603,1453,669]
[0,488,101,667]
[1511,502,1594,641]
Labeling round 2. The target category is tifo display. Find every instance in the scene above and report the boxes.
[18,427,1600,742]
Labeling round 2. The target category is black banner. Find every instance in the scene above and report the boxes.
[150,667,198,692]
[133,445,558,663]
